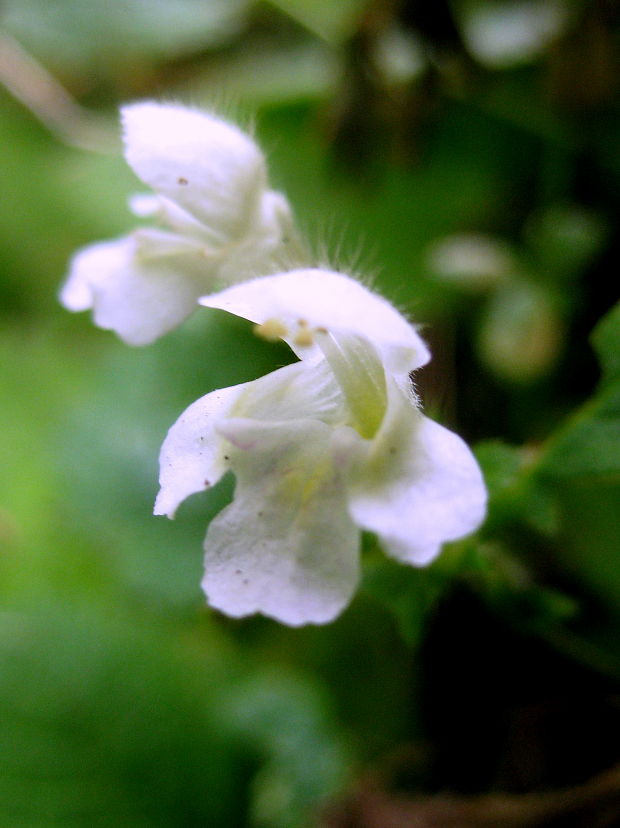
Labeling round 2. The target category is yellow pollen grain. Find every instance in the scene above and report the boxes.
[293,327,314,347]
[254,318,288,342]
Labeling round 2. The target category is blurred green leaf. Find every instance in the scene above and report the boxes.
[361,547,449,648]
[534,301,620,611]
[0,98,134,316]
[185,40,337,106]
[475,439,525,499]
[221,668,350,828]
[540,300,620,480]
[540,402,620,481]
[0,602,246,827]
[592,299,620,386]
[3,0,251,73]
[473,439,546,532]
[264,0,366,43]
[524,203,608,282]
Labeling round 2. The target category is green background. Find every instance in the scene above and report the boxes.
[1,1,620,825]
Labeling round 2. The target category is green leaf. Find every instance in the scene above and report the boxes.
[3,0,251,71]
[220,668,350,828]
[551,478,620,610]
[474,440,525,497]
[539,300,620,481]
[0,601,243,827]
[264,0,366,43]
[540,394,620,481]
[534,301,620,611]
[524,203,608,282]
[361,555,448,647]
[592,298,620,386]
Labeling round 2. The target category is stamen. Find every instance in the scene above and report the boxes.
[254,318,289,342]
[293,320,314,347]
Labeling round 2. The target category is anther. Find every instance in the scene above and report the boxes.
[293,327,314,347]
[254,318,288,342]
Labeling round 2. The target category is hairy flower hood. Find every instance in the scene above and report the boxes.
[155,269,487,626]
[60,102,300,344]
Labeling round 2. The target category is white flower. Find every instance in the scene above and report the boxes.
[60,102,300,345]
[155,269,487,626]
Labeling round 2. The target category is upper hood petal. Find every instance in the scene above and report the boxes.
[199,268,431,375]
[122,102,266,246]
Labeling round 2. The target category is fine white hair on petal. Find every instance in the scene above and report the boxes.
[200,268,431,373]
[121,101,266,244]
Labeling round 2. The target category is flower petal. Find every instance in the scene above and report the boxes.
[59,251,95,312]
[129,192,208,240]
[122,102,266,246]
[154,384,244,519]
[202,417,360,625]
[215,190,305,287]
[60,236,218,345]
[348,381,487,565]
[228,359,345,427]
[155,359,345,519]
[199,268,431,374]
